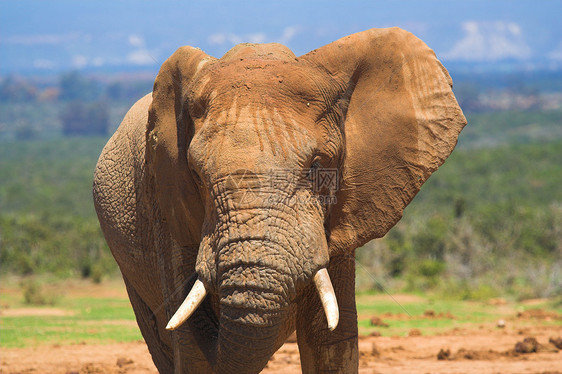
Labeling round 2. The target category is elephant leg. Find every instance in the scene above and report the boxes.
[123,276,175,373]
[296,252,359,373]
[124,276,214,374]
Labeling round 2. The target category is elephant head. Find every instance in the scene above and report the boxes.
[145,28,465,373]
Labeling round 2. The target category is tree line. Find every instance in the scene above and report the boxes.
[0,72,152,138]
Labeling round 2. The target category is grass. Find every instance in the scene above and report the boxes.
[356,293,562,336]
[0,277,141,348]
[355,292,562,337]
[1,277,561,348]
[1,312,141,348]
[356,294,483,337]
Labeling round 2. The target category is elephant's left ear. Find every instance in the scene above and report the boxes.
[147,47,213,246]
[301,28,467,252]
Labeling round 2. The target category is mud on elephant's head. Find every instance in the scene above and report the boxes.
[146,28,466,373]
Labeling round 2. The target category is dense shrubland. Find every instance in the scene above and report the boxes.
[357,139,562,299]
[0,139,114,281]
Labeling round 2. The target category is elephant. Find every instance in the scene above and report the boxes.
[93,27,466,373]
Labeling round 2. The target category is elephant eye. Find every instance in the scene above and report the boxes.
[311,154,324,170]
[306,158,322,182]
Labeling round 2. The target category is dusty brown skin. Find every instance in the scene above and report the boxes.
[93,28,466,373]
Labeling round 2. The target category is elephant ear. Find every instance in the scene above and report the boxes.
[146,47,212,247]
[302,28,466,252]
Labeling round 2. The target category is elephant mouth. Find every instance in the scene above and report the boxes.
[167,268,338,332]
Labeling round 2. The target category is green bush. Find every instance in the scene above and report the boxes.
[20,279,59,306]
[356,138,562,298]
[406,259,446,291]
[0,138,118,280]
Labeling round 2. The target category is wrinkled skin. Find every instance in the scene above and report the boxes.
[93,28,466,373]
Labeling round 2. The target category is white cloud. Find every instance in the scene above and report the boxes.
[208,33,244,45]
[91,57,105,67]
[72,55,88,68]
[277,26,299,44]
[444,21,532,61]
[227,34,242,45]
[247,33,267,44]
[548,41,562,61]
[207,26,300,47]
[208,33,227,45]
[128,34,145,47]
[507,23,521,36]
[126,34,156,65]
[2,33,81,45]
[127,49,156,65]
[463,21,479,34]
[33,59,56,69]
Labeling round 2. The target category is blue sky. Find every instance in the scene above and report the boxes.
[1,0,561,74]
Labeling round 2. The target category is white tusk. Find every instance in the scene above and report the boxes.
[313,268,339,331]
[166,279,207,330]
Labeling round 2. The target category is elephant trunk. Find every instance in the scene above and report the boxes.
[214,246,291,374]
[167,182,333,372]
[215,301,285,373]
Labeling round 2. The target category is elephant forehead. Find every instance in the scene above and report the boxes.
[220,43,297,62]
[193,59,328,110]
[191,103,318,169]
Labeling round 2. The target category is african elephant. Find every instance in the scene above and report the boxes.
[93,27,466,373]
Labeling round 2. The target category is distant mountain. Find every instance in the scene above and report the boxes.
[1,0,561,76]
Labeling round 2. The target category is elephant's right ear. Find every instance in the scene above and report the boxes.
[302,28,466,253]
[146,47,213,247]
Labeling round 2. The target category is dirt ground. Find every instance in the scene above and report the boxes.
[2,325,561,374]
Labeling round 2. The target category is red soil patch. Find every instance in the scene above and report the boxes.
[517,308,562,320]
[2,326,561,373]
[0,308,75,317]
